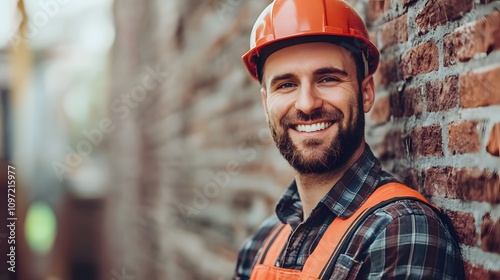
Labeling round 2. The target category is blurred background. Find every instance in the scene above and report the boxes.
[1,0,499,279]
[1,0,288,279]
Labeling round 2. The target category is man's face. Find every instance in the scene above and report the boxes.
[260,42,374,174]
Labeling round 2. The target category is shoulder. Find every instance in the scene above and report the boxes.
[352,199,464,279]
[376,198,442,222]
[354,199,455,249]
[234,215,281,279]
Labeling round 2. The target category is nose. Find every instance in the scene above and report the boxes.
[295,84,323,115]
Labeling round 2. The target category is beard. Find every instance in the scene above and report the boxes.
[268,94,365,175]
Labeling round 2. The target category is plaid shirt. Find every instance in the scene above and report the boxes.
[234,144,464,279]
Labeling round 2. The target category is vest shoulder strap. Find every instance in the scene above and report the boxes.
[256,222,291,266]
[307,182,433,278]
[256,182,433,278]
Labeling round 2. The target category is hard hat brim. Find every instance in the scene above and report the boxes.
[242,32,379,81]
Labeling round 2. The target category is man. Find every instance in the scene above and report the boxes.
[234,0,465,279]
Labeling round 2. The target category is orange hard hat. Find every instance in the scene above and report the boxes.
[242,0,380,81]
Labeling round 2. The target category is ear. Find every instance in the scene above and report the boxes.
[260,87,269,121]
[360,75,375,113]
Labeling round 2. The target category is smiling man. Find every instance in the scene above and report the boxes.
[234,1,465,279]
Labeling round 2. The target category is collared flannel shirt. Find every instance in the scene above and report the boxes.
[234,144,464,280]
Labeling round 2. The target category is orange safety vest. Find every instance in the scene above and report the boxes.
[250,183,433,280]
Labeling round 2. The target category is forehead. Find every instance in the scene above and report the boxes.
[262,42,357,80]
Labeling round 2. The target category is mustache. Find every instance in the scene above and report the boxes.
[280,108,343,128]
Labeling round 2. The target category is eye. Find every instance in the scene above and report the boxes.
[277,82,295,89]
[320,76,340,83]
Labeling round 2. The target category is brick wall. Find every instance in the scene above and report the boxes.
[106,1,286,279]
[106,0,500,279]
[365,0,500,278]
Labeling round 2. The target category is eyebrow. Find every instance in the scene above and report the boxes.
[268,66,349,89]
[269,73,296,89]
[314,66,349,77]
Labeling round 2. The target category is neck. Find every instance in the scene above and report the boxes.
[296,143,366,220]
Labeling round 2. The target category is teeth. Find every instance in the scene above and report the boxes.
[295,122,332,132]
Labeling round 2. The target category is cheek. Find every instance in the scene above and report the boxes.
[266,95,293,121]
[330,95,359,127]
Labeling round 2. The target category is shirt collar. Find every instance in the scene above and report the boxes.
[275,144,382,224]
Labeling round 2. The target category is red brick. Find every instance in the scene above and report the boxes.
[444,11,500,66]
[423,167,458,198]
[393,130,406,157]
[382,130,405,160]
[368,0,390,22]
[374,57,399,86]
[389,93,403,118]
[426,76,459,112]
[401,41,439,79]
[456,168,500,203]
[481,214,500,254]
[369,95,391,125]
[408,169,422,192]
[390,87,423,118]
[369,31,378,49]
[460,66,500,108]
[397,168,421,191]
[384,0,392,13]
[410,125,443,157]
[415,0,473,34]
[402,87,423,117]
[487,123,500,157]
[446,210,477,246]
[381,14,408,48]
[448,120,481,155]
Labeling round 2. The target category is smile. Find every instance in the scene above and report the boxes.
[294,122,332,133]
